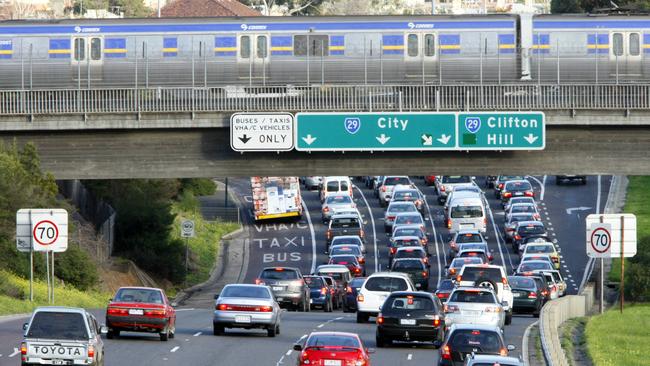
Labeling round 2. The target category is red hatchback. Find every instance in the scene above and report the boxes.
[294,332,374,366]
[106,286,176,341]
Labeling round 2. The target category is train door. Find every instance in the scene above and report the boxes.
[404,32,437,80]
[72,36,103,86]
[237,33,269,83]
[610,31,642,79]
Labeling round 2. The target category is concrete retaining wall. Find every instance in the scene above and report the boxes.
[539,284,595,366]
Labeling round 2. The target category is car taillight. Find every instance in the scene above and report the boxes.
[346,286,353,294]
[382,186,387,192]
[456,275,462,282]
[354,268,361,273]
[488,255,494,261]
[484,217,487,226]
[217,304,230,311]
[515,235,521,240]
[357,295,364,302]
[422,271,428,277]
[144,309,166,317]
[20,343,27,355]
[449,268,456,275]
[330,288,336,294]
[107,307,128,315]
[358,257,365,264]
[387,216,395,220]
[485,306,502,313]
[321,287,327,295]
[377,314,384,324]
[433,315,440,327]
[500,348,508,356]
[436,293,447,299]
[502,277,508,285]
[423,257,429,264]
[450,241,457,249]
[87,345,95,358]
[326,230,332,239]
[440,185,446,192]
[498,183,504,190]
[541,290,549,296]
[360,230,365,238]
[255,278,265,285]
[441,345,451,360]
[444,304,459,313]
[525,191,534,197]
[506,228,515,232]
[446,219,451,229]
[503,192,512,198]
[421,239,427,245]
[528,292,538,299]
[390,247,396,254]
[323,207,329,212]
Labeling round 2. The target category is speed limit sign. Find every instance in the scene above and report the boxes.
[16,209,69,252]
[181,219,195,238]
[587,223,612,258]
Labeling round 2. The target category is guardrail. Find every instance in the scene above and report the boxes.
[1,84,649,116]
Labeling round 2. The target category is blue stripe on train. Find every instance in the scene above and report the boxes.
[163,37,177,57]
[271,35,291,56]
[587,34,609,44]
[105,38,126,58]
[0,39,11,59]
[49,38,70,59]
[330,35,344,55]
[215,36,236,56]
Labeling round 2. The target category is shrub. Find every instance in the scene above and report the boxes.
[180,178,216,196]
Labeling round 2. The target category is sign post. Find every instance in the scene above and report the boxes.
[586,214,637,314]
[180,219,195,276]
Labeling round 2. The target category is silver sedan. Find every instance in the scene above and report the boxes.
[321,194,356,223]
[444,287,506,330]
[213,284,281,337]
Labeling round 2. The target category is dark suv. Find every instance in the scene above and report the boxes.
[390,259,429,290]
[376,291,445,347]
[256,267,310,311]
[438,324,515,366]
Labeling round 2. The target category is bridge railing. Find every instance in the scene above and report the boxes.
[1,84,649,115]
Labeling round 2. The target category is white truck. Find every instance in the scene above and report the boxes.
[251,177,303,221]
[21,306,105,366]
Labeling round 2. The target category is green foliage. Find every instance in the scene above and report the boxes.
[180,178,216,197]
[54,245,99,291]
[551,0,581,13]
[112,0,151,17]
[177,190,200,213]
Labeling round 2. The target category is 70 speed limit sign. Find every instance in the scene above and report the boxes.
[588,223,612,257]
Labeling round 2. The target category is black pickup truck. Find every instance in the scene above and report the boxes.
[326,214,364,250]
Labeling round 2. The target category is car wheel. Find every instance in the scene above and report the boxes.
[267,324,277,337]
[106,328,118,339]
[213,323,224,336]
[505,310,513,325]
[376,335,386,348]
[160,328,170,341]
[169,324,175,339]
[474,278,499,296]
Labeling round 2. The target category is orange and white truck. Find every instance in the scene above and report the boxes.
[251,177,303,221]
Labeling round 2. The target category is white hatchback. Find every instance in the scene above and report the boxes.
[356,272,416,323]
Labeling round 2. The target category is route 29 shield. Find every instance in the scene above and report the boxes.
[464,117,481,134]
[344,117,361,134]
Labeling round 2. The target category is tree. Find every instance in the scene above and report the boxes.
[111,0,150,17]
[319,0,430,15]
[244,0,325,15]
[551,0,581,13]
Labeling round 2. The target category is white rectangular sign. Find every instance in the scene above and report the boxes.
[586,214,636,258]
[180,219,195,238]
[16,208,69,253]
[230,113,294,152]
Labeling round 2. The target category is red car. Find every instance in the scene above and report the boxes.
[106,286,176,341]
[294,331,374,366]
[329,255,365,277]
[425,176,437,186]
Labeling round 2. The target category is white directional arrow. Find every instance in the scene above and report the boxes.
[8,348,19,358]
[421,134,433,146]
[301,134,317,145]
[565,206,592,215]
[524,133,539,144]
[437,134,452,145]
[376,134,391,145]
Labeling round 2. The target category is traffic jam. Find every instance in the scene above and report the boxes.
[17,175,587,366]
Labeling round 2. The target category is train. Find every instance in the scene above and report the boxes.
[0,13,648,90]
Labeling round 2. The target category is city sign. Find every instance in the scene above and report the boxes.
[295,112,457,151]
[457,112,545,150]
[230,113,294,152]
[16,208,69,253]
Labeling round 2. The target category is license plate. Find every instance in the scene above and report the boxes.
[463,310,480,316]
[400,319,416,325]
[52,360,70,365]
[128,309,144,315]
[324,360,341,366]
[460,223,474,229]
[272,286,283,291]
[514,192,524,196]
[276,297,283,301]
[235,315,251,324]
[513,292,522,297]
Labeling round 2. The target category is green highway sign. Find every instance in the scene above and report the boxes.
[457,112,545,150]
[295,112,457,151]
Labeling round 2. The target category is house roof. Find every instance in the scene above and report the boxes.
[161,0,261,17]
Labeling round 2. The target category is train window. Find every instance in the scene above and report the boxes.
[240,36,251,59]
[257,35,267,58]
[310,35,329,56]
[424,34,435,57]
[294,35,308,56]
[612,33,623,57]
[629,33,640,56]
[90,38,101,61]
[74,38,85,61]
[407,34,418,57]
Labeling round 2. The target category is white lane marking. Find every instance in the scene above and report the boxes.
[527,175,546,201]
[317,324,324,328]
[567,274,572,278]
[193,331,201,337]
[277,355,285,365]
[487,204,514,271]
[420,187,441,286]
[170,346,180,353]
[522,320,539,366]
[285,350,292,356]
[301,200,318,275]
[8,348,19,358]
[407,354,413,360]
[354,185,379,273]
[175,308,195,312]
[336,317,344,320]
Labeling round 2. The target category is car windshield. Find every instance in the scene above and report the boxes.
[386,296,433,311]
[319,272,344,282]
[306,335,360,349]
[331,218,360,228]
[27,312,88,340]
[523,256,551,263]
[473,363,520,366]
[449,290,496,303]
[527,245,554,254]
[331,246,361,256]
[393,191,419,200]
[392,260,423,270]
[364,277,408,292]
[326,181,340,192]
[506,181,532,191]
[451,257,483,268]
[114,288,163,304]
[458,243,487,251]
[221,286,271,298]
[260,269,299,280]
[457,233,483,243]
[499,175,524,183]
[394,239,421,247]
[510,197,534,205]
[349,278,366,287]
[326,195,352,204]
[451,205,483,218]
[331,237,362,246]
[512,205,536,213]
[519,262,553,271]
[508,277,536,289]
[393,228,422,237]
[388,204,417,213]
[384,177,410,186]
[461,267,502,282]
[450,330,502,352]
[518,225,545,235]
[459,251,485,259]
[304,277,325,289]
[510,214,536,223]
[396,249,423,259]
[442,176,471,184]
[395,215,422,225]
[331,256,358,265]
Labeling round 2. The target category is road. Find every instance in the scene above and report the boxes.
[0,175,611,366]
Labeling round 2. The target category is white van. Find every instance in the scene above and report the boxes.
[447,196,487,234]
[320,176,353,203]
